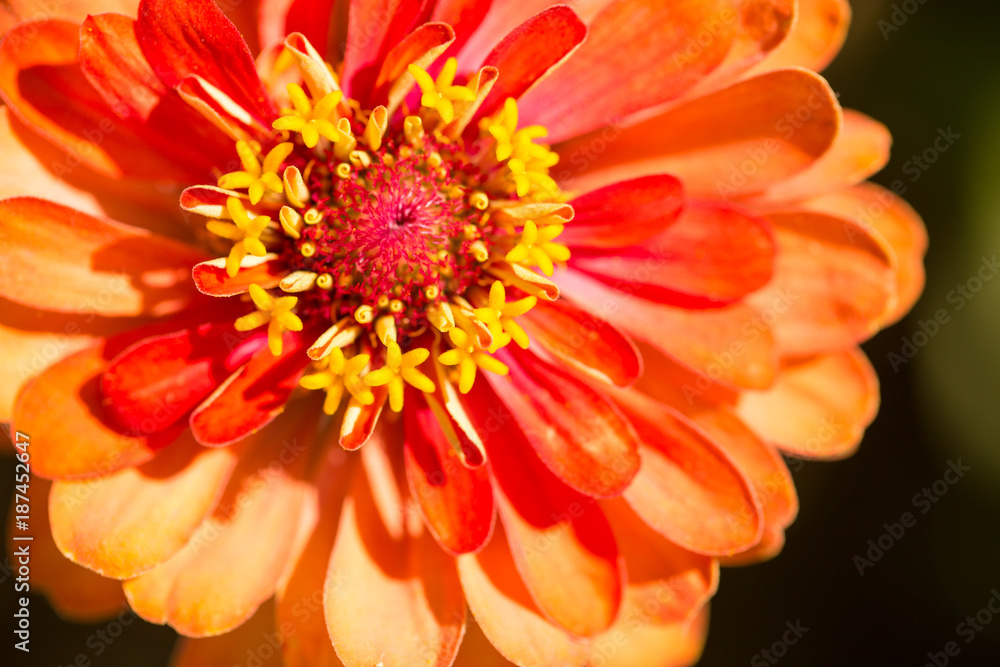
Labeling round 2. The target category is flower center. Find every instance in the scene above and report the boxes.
[186,49,572,417]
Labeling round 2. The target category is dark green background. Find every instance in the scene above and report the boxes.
[4,1,1000,665]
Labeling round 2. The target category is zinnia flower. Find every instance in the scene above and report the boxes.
[1,0,927,665]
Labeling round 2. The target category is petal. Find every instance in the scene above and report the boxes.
[736,348,879,460]
[49,431,239,579]
[0,20,202,180]
[555,69,840,199]
[259,0,337,56]
[604,497,718,625]
[79,13,235,175]
[100,322,250,434]
[568,202,775,308]
[275,439,353,667]
[136,0,276,123]
[752,109,892,204]
[189,335,310,447]
[519,0,742,143]
[340,0,429,99]
[123,401,316,636]
[325,435,466,667]
[803,182,928,326]
[170,601,285,667]
[371,22,455,112]
[452,617,521,667]
[431,0,495,56]
[561,174,684,249]
[403,391,495,555]
[471,5,587,124]
[466,381,624,637]
[192,255,285,297]
[7,477,128,622]
[520,297,642,387]
[457,525,591,667]
[0,198,207,317]
[614,390,763,555]
[748,0,851,74]
[0,0,140,36]
[591,608,710,667]
[488,346,640,498]
[746,210,895,356]
[557,268,778,390]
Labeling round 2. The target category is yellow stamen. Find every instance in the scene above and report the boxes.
[363,340,436,411]
[364,106,388,151]
[282,165,310,208]
[408,59,476,125]
[206,197,271,277]
[234,284,303,356]
[300,347,373,414]
[279,206,303,239]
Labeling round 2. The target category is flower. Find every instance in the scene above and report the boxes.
[0,0,927,666]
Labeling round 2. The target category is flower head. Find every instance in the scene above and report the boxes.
[0,0,925,665]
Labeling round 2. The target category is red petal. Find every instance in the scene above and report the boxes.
[456,525,591,667]
[260,0,337,56]
[431,0,495,55]
[557,269,778,390]
[49,431,239,579]
[123,401,315,636]
[326,438,466,667]
[520,297,642,387]
[746,209,895,356]
[737,348,879,460]
[190,337,310,446]
[0,197,206,317]
[569,202,775,308]
[339,386,387,450]
[370,22,455,109]
[100,322,250,434]
[472,5,587,124]
[192,255,285,296]
[136,0,276,122]
[615,390,763,555]
[561,175,684,249]
[466,381,624,637]
[0,0,140,36]
[404,391,495,555]
[0,20,202,180]
[488,346,640,498]
[556,69,840,199]
[340,0,429,99]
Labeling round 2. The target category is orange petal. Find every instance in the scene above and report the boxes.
[753,109,892,204]
[192,255,285,296]
[170,600,285,667]
[0,197,207,317]
[719,523,787,566]
[489,346,640,498]
[568,202,775,307]
[590,606,710,667]
[748,0,851,74]
[7,477,128,622]
[49,431,239,579]
[519,0,741,143]
[466,380,624,637]
[746,210,895,356]
[472,5,587,123]
[615,390,763,556]
[452,616,521,667]
[604,497,718,625]
[556,69,840,199]
[457,524,591,667]
[0,1,139,35]
[561,175,684,249]
[557,268,778,390]
[404,391,495,555]
[736,348,879,460]
[275,438,353,667]
[339,0,427,99]
[123,400,316,636]
[803,182,928,326]
[371,22,455,110]
[325,436,466,667]
[521,297,642,387]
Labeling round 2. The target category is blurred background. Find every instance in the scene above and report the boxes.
[3,1,1000,665]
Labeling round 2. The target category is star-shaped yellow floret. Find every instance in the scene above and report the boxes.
[363,340,436,412]
[300,347,373,415]
[484,97,519,161]
[508,151,559,198]
[272,83,344,148]
[504,220,571,276]
[473,281,536,352]
[234,284,303,356]
[438,327,509,394]
[206,197,272,277]
[217,141,293,204]
[408,58,476,125]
